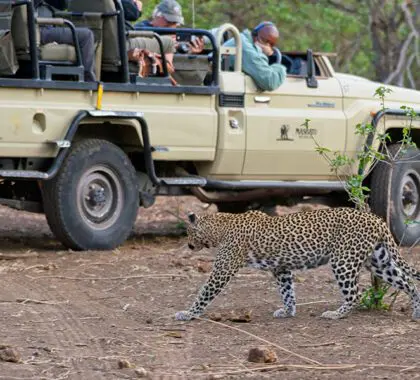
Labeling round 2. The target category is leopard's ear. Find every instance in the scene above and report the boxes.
[187,212,197,224]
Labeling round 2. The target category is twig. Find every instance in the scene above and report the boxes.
[228,353,254,375]
[296,300,331,306]
[197,363,356,377]
[16,298,69,305]
[196,363,418,377]
[159,328,187,332]
[400,366,417,372]
[0,252,39,260]
[24,264,51,271]
[165,210,187,225]
[27,274,188,281]
[196,317,323,366]
[297,342,336,348]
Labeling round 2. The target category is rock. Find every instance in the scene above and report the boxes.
[209,313,222,322]
[0,347,22,363]
[196,261,212,273]
[294,275,305,283]
[135,367,149,378]
[247,347,278,364]
[118,359,134,369]
[227,311,252,323]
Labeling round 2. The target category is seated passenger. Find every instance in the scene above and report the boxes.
[34,0,96,82]
[134,0,204,54]
[135,0,183,29]
[122,0,177,75]
[224,21,287,92]
[121,0,142,30]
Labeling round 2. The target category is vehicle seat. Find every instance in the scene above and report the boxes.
[11,3,85,80]
[171,54,210,86]
[68,0,122,73]
[40,43,76,62]
[11,5,76,63]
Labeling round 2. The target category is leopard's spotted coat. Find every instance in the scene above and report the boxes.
[175,207,420,321]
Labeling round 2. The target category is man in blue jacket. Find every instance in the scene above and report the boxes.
[34,0,96,81]
[224,22,287,92]
[121,0,142,29]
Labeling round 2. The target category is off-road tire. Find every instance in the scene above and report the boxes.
[369,143,420,247]
[42,139,139,251]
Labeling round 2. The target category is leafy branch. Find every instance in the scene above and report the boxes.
[305,85,418,310]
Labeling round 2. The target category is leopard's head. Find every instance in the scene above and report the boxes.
[186,212,218,251]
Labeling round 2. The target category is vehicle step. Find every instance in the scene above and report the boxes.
[0,170,49,179]
[160,177,207,186]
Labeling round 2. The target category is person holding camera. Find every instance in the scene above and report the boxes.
[135,0,205,54]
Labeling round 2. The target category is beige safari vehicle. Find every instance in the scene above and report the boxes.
[0,0,419,250]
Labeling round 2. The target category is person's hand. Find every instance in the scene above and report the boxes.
[255,39,274,57]
[188,37,204,54]
[134,0,142,11]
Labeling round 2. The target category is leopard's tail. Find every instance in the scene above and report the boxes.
[381,228,420,281]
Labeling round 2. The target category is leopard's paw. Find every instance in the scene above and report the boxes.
[273,308,295,318]
[175,310,194,321]
[412,308,420,321]
[320,310,342,320]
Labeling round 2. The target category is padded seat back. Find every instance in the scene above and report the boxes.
[69,0,121,71]
[11,3,32,60]
[0,0,18,75]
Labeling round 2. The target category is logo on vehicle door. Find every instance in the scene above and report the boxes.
[307,101,335,108]
[295,127,318,138]
[277,124,294,141]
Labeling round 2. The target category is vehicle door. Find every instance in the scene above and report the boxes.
[242,53,347,180]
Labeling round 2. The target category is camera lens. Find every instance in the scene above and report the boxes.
[177,42,190,54]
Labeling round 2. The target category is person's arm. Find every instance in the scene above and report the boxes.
[43,0,68,10]
[121,0,142,21]
[242,45,287,91]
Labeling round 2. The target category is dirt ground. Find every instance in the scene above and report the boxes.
[0,197,419,380]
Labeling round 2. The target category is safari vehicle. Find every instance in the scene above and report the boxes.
[0,0,419,251]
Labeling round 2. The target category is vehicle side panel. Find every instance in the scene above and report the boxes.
[101,91,218,161]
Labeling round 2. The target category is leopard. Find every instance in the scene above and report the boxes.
[175,207,420,322]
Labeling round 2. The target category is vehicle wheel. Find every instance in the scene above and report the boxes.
[216,202,277,216]
[369,143,420,247]
[42,139,139,251]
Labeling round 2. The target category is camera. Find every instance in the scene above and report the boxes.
[176,33,197,54]
[177,42,190,54]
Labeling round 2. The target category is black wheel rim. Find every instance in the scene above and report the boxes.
[399,170,420,222]
[76,165,123,230]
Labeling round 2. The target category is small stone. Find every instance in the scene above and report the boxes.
[145,318,153,324]
[0,347,22,363]
[196,262,212,273]
[135,367,149,378]
[118,359,134,369]
[294,275,305,283]
[247,346,278,364]
[227,311,252,323]
[209,313,222,322]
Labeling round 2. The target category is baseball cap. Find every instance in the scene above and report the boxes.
[156,0,184,25]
